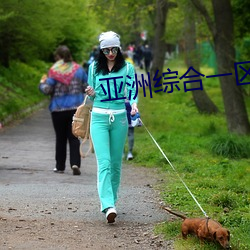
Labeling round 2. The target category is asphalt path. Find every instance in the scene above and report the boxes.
[0,106,172,249]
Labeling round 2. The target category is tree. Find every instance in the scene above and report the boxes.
[151,0,177,85]
[92,0,156,47]
[184,1,218,114]
[191,0,250,134]
[0,0,98,66]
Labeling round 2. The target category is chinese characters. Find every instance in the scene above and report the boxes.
[98,60,250,100]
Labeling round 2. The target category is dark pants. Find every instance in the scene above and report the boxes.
[51,110,81,171]
[144,59,151,73]
[125,102,134,153]
[127,127,134,152]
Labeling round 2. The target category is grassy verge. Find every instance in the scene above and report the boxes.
[128,58,250,250]
[0,60,50,125]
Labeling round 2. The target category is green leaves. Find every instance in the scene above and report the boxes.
[0,0,99,66]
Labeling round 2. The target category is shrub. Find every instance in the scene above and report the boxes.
[210,134,250,158]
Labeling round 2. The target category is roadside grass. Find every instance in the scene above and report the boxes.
[0,60,50,124]
[128,58,250,250]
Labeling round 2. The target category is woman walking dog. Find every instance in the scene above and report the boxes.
[86,31,138,223]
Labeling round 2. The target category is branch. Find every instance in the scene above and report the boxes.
[190,0,216,37]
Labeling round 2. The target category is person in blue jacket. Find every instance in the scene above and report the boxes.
[85,31,138,223]
[39,45,87,175]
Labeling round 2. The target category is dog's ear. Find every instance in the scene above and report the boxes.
[227,230,230,240]
[213,231,217,240]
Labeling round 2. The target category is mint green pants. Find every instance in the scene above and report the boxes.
[90,111,128,212]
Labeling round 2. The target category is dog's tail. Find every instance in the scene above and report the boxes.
[162,206,187,220]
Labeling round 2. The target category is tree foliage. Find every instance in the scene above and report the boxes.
[232,0,250,61]
[92,0,155,47]
[232,0,250,39]
[0,0,99,67]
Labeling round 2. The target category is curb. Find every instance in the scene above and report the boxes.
[0,100,48,128]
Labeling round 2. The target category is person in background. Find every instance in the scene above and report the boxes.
[89,46,99,63]
[123,51,136,160]
[143,44,153,73]
[86,46,99,72]
[125,100,134,160]
[123,51,134,65]
[39,45,88,175]
[85,31,138,223]
[133,44,144,69]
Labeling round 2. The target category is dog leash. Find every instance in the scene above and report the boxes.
[139,118,209,218]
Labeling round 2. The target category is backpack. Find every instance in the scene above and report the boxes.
[72,95,93,158]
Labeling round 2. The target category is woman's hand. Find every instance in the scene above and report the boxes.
[131,103,138,116]
[85,86,95,97]
[40,74,47,83]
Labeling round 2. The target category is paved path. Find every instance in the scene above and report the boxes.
[0,106,171,249]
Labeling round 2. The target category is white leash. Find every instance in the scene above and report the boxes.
[139,118,209,218]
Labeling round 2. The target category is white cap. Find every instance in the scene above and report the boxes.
[99,31,121,49]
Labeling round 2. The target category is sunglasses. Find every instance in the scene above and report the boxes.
[102,47,119,55]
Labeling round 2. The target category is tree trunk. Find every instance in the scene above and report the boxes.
[212,0,250,134]
[184,2,218,114]
[191,0,250,134]
[150,0,169,84]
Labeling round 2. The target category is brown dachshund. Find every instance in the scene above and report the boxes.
[162,207,231,249]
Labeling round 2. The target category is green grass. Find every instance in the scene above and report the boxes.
[0,60,50,123]
[210,134,250,158]
[127,58,250,250]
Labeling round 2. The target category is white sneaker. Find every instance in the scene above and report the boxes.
[105,207,117,223]
[72,165,81,175]
[127,152,133,160]
[53,168,64,173]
